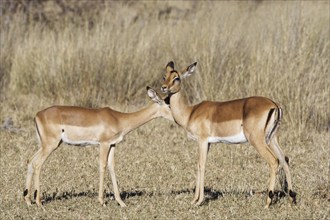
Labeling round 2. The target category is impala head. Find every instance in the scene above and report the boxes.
[161,61,197,94]
[146,86,173,121]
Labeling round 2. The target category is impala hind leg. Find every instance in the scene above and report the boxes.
[250,139,279,208]
[32,141,59,207]
[24,148,42,205]
[108,145,126,207]
[270,137,296,204]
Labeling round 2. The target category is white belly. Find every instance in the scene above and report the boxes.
[61,131,100,146]
[208,131,247,144]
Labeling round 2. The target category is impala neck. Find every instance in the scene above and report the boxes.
[169,91,192,129]
[119,103,159,134]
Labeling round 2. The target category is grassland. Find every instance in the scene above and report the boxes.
[0,1,329,219]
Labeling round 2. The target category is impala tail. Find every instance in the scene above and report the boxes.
[265,107,282,145]
[265,107,291,193]
[34,117,42,147]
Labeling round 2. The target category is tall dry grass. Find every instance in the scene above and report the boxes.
[1,1,328,135]
[0,1,329,218]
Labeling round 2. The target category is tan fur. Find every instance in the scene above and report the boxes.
[160,61,295,208]
[24,88,173,208]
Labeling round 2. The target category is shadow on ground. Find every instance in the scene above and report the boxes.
[38,187,288,205]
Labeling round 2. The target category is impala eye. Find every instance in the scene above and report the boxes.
[162,76,166,81]
[173,77,180,82]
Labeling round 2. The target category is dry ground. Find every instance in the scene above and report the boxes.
[0,119,329,219]
[0,1,329,219]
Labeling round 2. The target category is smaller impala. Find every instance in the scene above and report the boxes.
[24,87,173,207]
[160,61,296,208]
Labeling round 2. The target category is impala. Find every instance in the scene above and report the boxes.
[24,87,173,207]
[160,61,296,208]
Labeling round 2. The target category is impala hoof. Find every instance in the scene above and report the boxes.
[36,200,42,206]
[24,198,32,206]
[118,201,127,208]
[195,200,204,206]
[289,190,297,204]
[98,197,105,206]
[24,191,32,206]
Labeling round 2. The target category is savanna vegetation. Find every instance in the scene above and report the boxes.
[0,1,329,219]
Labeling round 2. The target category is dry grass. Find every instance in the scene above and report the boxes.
[0,1,329,219]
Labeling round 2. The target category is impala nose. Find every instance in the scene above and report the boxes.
[161,85,168,93]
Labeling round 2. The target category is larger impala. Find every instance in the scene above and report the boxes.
[160,61,296,208]
[24,87,173,208]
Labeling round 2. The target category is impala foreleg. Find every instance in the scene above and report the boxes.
[108,145,126,207]
[98,144,111,206]
[191,162,200,204]
[193,140,209,206]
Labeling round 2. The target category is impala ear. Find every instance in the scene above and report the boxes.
[147,86,163,105]
[181,62,197,79]
[166,61,175,72]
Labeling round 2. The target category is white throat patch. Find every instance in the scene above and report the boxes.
[208,131,247,144]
